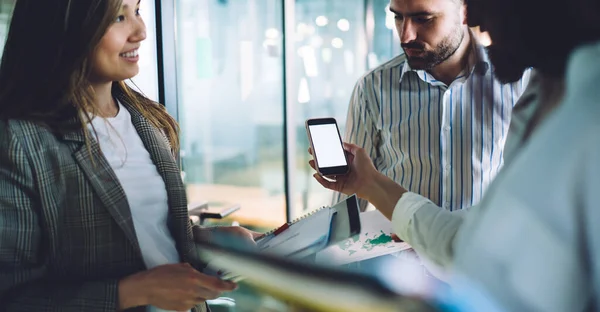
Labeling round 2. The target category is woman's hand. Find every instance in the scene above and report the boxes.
[309,142,381,200]
[194,225,263,247]
[118,263,237,311]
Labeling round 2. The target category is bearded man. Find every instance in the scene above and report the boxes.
[333,0,532,215]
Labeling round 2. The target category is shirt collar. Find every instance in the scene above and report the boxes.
[399,28,492,84]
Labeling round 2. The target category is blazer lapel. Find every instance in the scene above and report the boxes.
[120,101,192,260]
[60,127,142,255]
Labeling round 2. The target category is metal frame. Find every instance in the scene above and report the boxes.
[282,0,296,223]
[154,0,179,121]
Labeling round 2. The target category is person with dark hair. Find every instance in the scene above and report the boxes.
[0,1,258,311]
[332,0,532,219]
[312,0,600,308]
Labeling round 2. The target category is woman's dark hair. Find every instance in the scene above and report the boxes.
[478,0,600,83]
[0,0,179,152]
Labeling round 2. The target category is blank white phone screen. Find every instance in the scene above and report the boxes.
[309,124,347,168]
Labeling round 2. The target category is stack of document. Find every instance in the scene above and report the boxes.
[195,236,443,312]
[203,195,361,280]
[256,207,336,258]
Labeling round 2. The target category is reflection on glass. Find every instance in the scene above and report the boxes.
[0,0,157,100]
[289,0,490,219]
[176,0,285,228]
[0,0,15,58]
[291,0,400,219]
[128,0,159,101]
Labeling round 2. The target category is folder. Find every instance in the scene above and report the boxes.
[195,236,443,312]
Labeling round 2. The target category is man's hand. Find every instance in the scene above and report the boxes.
[309,142,380,200]
[309,142,408,220]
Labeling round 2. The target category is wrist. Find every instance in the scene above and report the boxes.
[118,273,148,310]
[364,172,407,219]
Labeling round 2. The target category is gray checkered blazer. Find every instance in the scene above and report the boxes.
[0,99,207,312]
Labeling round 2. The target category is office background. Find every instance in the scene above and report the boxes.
[1,0,415,229]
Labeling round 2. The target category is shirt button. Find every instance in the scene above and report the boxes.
[443,126,451,132]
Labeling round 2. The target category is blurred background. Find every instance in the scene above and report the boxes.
[0,0,487,231]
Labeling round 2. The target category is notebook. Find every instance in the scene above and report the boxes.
[256,206,336,258]
[203,195,361,280]
[256,194,361,259]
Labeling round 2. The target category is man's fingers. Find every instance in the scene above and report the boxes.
[308,159,317,170]
[313,173,335,190]
[342,142,360,153]
[308,146,313,155]
[391,233,403,242]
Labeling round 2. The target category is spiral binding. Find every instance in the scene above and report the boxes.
[262,206,328,236]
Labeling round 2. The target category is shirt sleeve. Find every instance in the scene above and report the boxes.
[391,192,469,269]
[331,77,381,211]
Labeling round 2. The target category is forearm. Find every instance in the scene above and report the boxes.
[363,172,407,220]
[391,193,470,269]
[118,274,148,310]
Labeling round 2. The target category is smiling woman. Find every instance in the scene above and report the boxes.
[0,0,253,311]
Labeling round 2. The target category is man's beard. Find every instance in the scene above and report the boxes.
[486,44,530,83]
[402,27,465,70]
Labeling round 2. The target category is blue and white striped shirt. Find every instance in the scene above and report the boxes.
[336,36,532,211]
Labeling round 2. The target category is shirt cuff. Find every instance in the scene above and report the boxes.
[391,192,432,239]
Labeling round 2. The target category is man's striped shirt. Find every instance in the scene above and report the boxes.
[335,37,532,211]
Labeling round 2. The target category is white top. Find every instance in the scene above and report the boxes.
[88,102,181,312]
[452,41,600,312]
[334,29,532,212]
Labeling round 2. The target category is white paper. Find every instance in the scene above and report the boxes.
[315,210,412,265]
[258,207,334,257]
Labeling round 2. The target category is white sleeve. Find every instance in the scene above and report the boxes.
[392,192,469,269]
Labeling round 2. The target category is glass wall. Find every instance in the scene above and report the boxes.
[0,0,158,101]
[172,0,403,225]
[175,0,286,228]
[289,0,403,218]
[289,0,367,218]
[0,0,439,228]
[128,0,159,102]
[0,0,14,57]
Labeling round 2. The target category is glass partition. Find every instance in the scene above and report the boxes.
[175,0,286,229]
[289,0,404,219]
[0,0,15,57]
[128,0,159,102]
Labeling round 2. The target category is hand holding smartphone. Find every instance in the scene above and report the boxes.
[305,118,349,177]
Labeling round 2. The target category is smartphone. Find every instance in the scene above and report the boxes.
[305,117,349,176]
